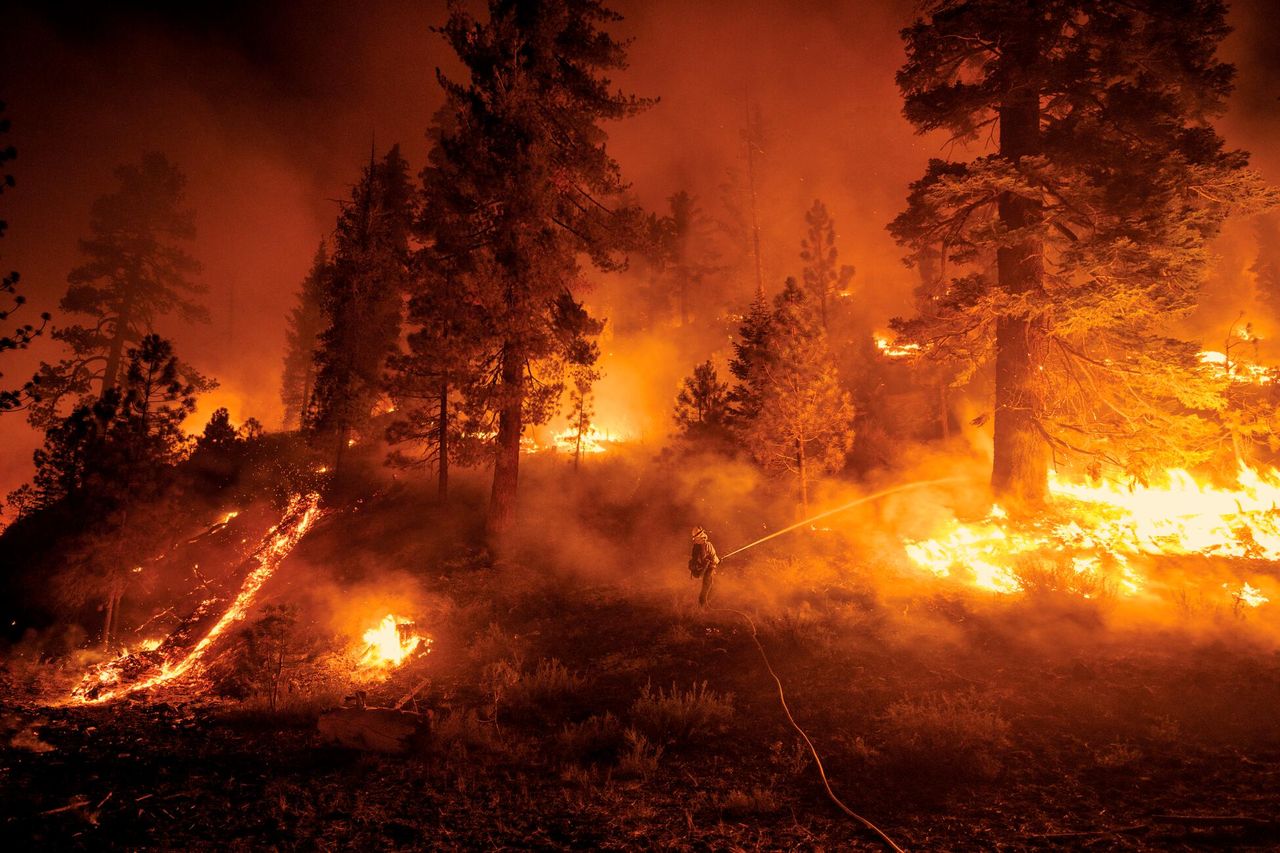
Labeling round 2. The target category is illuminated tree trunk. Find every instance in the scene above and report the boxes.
[487,344,523,540]
[990,78,1048,506]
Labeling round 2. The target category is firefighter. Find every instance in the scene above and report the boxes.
[689,526,720,607]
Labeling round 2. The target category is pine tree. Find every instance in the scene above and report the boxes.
[740,279,854,516]
[0,100,49,411]
[26,153,208,427]
[280,243,328,430]
[674,360,730,439]
[799,200,854,333]
[308,146,414,472]
[565,362,600,471]
[427,0,650,539]
[890,0,1275,503]
[727,291,774,426]
[20,334,199,646]
[385,258,489,498]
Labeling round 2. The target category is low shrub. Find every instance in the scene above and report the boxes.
[615,727,663,779]
[630,681,734,746]
[878,691,1010,786]
[555,712,626,767]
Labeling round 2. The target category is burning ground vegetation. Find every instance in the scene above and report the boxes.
[2,449,1280,850]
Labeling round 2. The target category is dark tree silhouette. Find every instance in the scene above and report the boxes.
[308,146,414,473]
[27,153,208,427]
[0,101,50,412]
[674,360,731,439]
[280,243,328,430]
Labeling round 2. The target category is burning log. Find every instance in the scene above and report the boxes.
[69,493,323,704]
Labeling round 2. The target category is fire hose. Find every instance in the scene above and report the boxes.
[712,605,908,853]
[701,480,965,852]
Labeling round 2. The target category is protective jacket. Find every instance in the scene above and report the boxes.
[689,539,719,578]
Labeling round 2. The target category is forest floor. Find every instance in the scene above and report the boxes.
[5,487,1280,850]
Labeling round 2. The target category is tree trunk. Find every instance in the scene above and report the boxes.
[299,364,314,431]
[991,74,1048,507]
[437,379,449,500]
[486,344,523,541]
[335,422,349,478]
[100,293,135,397]
[102,591,116,652]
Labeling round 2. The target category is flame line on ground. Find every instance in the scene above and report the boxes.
[72,493,323,705]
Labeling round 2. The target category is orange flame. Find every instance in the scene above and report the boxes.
[904,465,1279,605]
[356,614,429,678]
[71,493,323,704]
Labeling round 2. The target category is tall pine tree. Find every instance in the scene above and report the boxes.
[308,146,414,472]
[28,153,208,427]
[426,0,650,538]
[891,0,1275,504]
[799,200,854,334]
[280,242,328,430]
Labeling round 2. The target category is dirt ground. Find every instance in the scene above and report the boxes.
[5,552,1280,851]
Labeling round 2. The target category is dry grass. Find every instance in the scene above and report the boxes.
[630,681,734,746]
[879,691,1011,786]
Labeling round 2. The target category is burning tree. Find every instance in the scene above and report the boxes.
[308,146,414,473]
[422,0,650,538]
[279,242,328,431]
[25,153,209,427]
[890,0,1276,505]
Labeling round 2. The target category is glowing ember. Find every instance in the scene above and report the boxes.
[1226,582,1269,608]
[553,426,611,455]
[904,465,1280,600]
[1197,350,1274,384]
[356,614,429,676]
[874,334,921,359]
[71,493,323,704]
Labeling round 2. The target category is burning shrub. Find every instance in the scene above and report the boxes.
[630,681,734,746]
[877,691,1010,787]
[1011,556,1116,601]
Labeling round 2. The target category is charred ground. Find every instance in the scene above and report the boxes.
[5,461,1280,851]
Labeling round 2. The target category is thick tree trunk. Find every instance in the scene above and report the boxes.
[100,294,135,397]
[486,344,523,541]
[991,80,1048,507]
[437,379,449,500]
